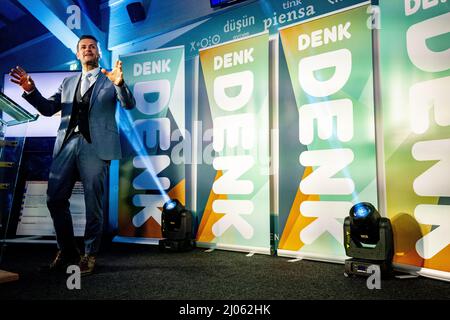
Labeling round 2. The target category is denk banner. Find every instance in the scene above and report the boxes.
[379,0,450,280]
[277,2,378,262]
[117,46,185,243]
[196,32,271,254]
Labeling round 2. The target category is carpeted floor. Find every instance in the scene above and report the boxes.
[0,242,449,301]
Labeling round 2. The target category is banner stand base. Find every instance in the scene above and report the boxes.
[112,236,160,245]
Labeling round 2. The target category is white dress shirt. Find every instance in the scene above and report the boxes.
[80,66,101,94]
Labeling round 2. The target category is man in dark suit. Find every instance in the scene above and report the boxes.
[9,35,135,275]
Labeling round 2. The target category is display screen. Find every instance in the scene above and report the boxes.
[210,0,246,8]
[2,71,79,137]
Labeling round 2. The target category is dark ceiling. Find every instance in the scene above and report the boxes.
[0,0,106,54]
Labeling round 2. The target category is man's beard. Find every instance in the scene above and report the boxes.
[84,57,99,68]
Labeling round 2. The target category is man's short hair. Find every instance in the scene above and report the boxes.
[77,35,98,51]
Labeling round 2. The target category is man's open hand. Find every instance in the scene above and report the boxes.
[101,60,124,86]
[9,66,35,92]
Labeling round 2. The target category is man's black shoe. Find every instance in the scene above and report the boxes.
[39,250,80,273]
[79,254,96,276]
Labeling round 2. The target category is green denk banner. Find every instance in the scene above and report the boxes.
[379,0,450,277]
[277,3,378,261]
[196,32,271,254]
[117,46,185,241]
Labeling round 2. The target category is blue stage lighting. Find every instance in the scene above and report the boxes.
[353,203,371,219]
[164,200,177,211]
[349,202,380,244]
[344,202,394,278]
[160,199,195,252]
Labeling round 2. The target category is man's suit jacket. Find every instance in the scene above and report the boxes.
[23,72,135,160]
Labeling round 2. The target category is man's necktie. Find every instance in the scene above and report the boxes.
[80,72,92,96]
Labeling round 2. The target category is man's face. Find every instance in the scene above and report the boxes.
[76,38,100,66]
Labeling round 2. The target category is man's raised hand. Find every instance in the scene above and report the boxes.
[9,66,36,92]
[101,60,124,86]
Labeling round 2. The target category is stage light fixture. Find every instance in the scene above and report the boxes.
[163,200,181,211]
[126,2,146,23]
[349,202,381,245]
[344,202,394,278]
[159,199,195,251]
